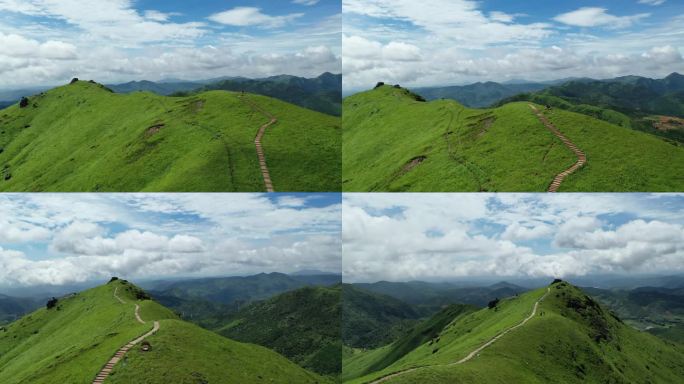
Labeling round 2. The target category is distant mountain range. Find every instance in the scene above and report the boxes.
[413,82,548,108]
[0,73,342,116]
[0,294,41,324]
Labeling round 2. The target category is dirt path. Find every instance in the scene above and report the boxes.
[367,288,551,384]
[239,95,277,192]
[92,287,160,384]
[528,105,586,192]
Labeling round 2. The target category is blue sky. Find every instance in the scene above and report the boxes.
[0,0,341,89]
[343,0,684,90]
[343,193,684,282]
[0,193,341,288]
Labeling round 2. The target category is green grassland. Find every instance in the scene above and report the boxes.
[0,80,340,192]
[0,279,330,384]
[342,85,684,192]
[343,282,684,384]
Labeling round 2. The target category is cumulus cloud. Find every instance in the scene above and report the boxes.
[342,0,682,91]
[343,194,684,282]
[554,7,650,29]
[0,0,340,88]
[0,194,341,288]
[208,7,303,28]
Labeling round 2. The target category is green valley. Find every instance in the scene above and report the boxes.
[0,80,340,192]
[0,278,329,384]
[343,84,684,192]
[342,281,684,384]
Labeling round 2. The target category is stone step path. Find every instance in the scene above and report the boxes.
[529,104,587,192]
[239,95,278,192]
[92,287,160,384]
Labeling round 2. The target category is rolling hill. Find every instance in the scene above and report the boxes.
[0,294,40,324]
[0,80,340,192]
[353,281,526,312]
[343,84,684,192]
[585,285,684,343]
[343,281,684,383]
[413,82,547,108]
[502,73,684,143]
[0,279,328,384]
[108,73,342,116]
[195,73,342,116]
[217,285,342,377]
[342,284,424,350]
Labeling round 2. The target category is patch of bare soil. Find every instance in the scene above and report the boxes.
[653,115,684,131]
[402,155,426,173]
[145,123,165,137]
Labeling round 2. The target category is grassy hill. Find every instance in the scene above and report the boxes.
[152,272,341,310]
[0,80,340,192]
[502,73,684,143]
[0,279,328,384]
[413,82,547,108]
[217,285,341,377]
[342,304,475,382]
[342,85,684,192]
[343,281,684,383]
[195,73,342,116]
[342,284,425,350]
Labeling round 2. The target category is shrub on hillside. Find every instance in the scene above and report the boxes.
[46,297,58,310]
[19,97,29,108]
[108,277,119,283]
[374,82,385,89]
[488,298,500,309]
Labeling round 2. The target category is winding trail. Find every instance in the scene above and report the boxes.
[240,95,277,192]
[528,104,587,192]
[92,286,160,384]
[367,288,551,384]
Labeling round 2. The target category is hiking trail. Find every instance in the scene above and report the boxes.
[529,104,586,192]
[367,288,551,384]
[92,286,160,384]
[240,95,277,192]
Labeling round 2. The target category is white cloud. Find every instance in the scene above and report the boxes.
[0,194,341,288]
[343,194,684,282]
[293,0,320,5]
[638,0,666,5]
[208,7,304,28]
[553,7,650,29]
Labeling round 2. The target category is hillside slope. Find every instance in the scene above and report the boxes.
[0,279,328,384]
[343,85,684,192]
[345,282,684,384]
[342,284,424,349]
[502,73,684,143]
[0,80,340,192]
[218,285,342,377]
